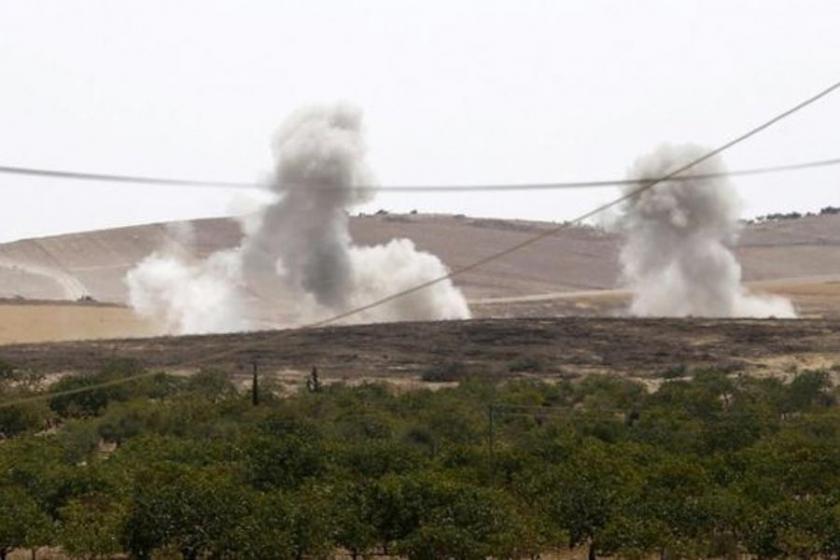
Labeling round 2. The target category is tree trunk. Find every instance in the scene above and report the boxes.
[588,542,597,560]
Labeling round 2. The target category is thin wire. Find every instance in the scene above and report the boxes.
[1,78,838,411]
[305,78,840,328]
[0,371,163,409]
[0,156,839,193]
[378,157,840,191]
[0,166,253,190]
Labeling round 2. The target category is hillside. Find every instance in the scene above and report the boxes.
[0,213,837,343]
[1,212,838,301]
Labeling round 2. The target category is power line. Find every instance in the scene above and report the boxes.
[0,166,252,190]
[305,78,840,328]
[0,371,163,409]
[0,156,839,193]
[1,77,838,411]
[376,157,840,191]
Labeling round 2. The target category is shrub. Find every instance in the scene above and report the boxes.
[660,363,688,379]
[507,355,544,373]
[421,362,467,382]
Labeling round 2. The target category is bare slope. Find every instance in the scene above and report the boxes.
[0,213,838,306]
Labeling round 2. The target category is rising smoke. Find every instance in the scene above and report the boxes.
[126,104,470,334]
[616,143,796,318]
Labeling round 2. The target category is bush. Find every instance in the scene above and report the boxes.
[49,359,150,418]
[0,359,16,382]
[507,355,544,373]
[660,363,688,379]
[0,400,50,438]
[421,362,467,382]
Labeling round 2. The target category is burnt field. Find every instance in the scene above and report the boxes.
[2,318,839,385]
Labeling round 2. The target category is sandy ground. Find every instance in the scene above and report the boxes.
[471,276,840,320]
[0,212,833,345]
[0,300,157,344]
[0,213,837,304]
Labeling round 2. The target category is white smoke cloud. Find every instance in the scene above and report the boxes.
[126,104,470,334]
[347,239,470,323]
[126,250,249,334]
[616,143,796,318]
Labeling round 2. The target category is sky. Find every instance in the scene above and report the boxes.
[0,0,838,242]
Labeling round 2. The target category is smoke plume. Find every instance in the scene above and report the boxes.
[616,143,796,318]
[126,104,469,334]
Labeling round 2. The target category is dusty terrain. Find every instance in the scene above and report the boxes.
[1,318,838,390]
[0,213,836,344]
[0,212,838,303]
[0,299,157,344]
[473,276,840,319]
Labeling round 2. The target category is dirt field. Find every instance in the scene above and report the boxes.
[1,318,838,390]
[0,213,837,304]
[0,274,837,346]
[0,299,156,344]
[472,276,840,319]
[0,213,835,349]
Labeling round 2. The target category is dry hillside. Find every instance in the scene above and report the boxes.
[0,213,836,344]
[0,212,838,301]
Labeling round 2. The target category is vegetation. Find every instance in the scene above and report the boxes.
[0,360,839,559]
[748,205,840,223]
[420,361,468,382]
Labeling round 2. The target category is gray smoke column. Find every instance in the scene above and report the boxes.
[616,143,796,318]
[241,105,374,315]
[127,104,470,333]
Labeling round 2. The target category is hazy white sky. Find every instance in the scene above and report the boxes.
[0,0,838,242]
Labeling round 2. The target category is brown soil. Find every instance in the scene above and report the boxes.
[0,300,155,345]
[0,213,837,305]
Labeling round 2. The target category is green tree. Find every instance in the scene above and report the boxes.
[124,464,254,560]
[625,453,712,558]
[331,480,378,559]
[530,440,643,560]
[285,485,334,560]
[243,413,326,490]
[0,400,50,438]
[0,437,87,518]
[224,492,295,560]
[0,485,52,560]
[59,493,127,559]
[370,472,523,559]
[784,370,834,413]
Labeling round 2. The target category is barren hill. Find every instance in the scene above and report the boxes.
[1,213,839,302]
[0,212,837,343]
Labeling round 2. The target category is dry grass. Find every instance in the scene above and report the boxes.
[0,301,155,345]
[0,317,837,386]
